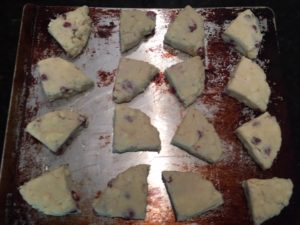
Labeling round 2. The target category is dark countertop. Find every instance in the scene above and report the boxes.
[0,1,299,224]
[1,0,299,173]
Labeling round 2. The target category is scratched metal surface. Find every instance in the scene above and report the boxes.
[4,5,297,225]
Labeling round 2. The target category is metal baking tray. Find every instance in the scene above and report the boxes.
[0,4,298,225]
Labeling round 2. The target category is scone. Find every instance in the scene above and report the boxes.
[19,165,78,216]
[223,9,263,59]
[93,164,150,219]
[226,56,271,111]
[26,110,87,152]
[48,6,92,57]
[236,112,281,170]
[120,10,156,52]
[243,178,293,225]
[37,57,94,101]
[113,58,159,103]
[113,105,161,153]
[164,5,204,56]
[162,171,224,221]
[165,56,205,107]
[171,107,223,163]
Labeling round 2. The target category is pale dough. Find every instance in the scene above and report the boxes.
[162,170,224,221]
[37,57,94,101]
[26,110,87,152]
[165,56,205,107]
[93,164,150,219]
[120,10,156,52]
[171,107,223,163]
[19,165,77,216]
[223,9,263,59]
[113,58,159,103]
[48,6,92,57]
[226,56,271,112]
[113,105,161,153]
[164,5,204,56]
[243,177,293,225]
[236,112,281,170]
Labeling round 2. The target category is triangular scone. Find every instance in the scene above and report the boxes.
[26,110,87,152]
[171,107,223,163]
[93,164,150,219]
[164,5,204,56]
[165,56,205,107]
[113,105,161,153]
[223,9,263,59]
[162,171,224,221]
[226,57,271,111]
[19,165,77,216]
[236,112,281,170]
[120,10,156,52]
[37,57,94,101]
[48,6,92,57]
[113,58,159,103]
[243,178,293,225]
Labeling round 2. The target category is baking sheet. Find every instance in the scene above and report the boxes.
[0,4,298,225]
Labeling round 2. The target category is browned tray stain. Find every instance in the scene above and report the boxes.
[0,4,298,225]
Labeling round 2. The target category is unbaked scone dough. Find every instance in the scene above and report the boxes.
[223,9,263,59]
[165,56,205,107]
[113,58,159,103]
[162,171,224,221]
[93,164,150,219]
[113,105,161,153]
[120,10,156,52]
[226,56,271,112]
[26,110,87,152]
[164,5,204,56]
[236,112,281,170]
[48,6,92,57]
[243,177,293,225]
[37,57,94,101]
[171,107,223,163]
[19,165,77,216]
